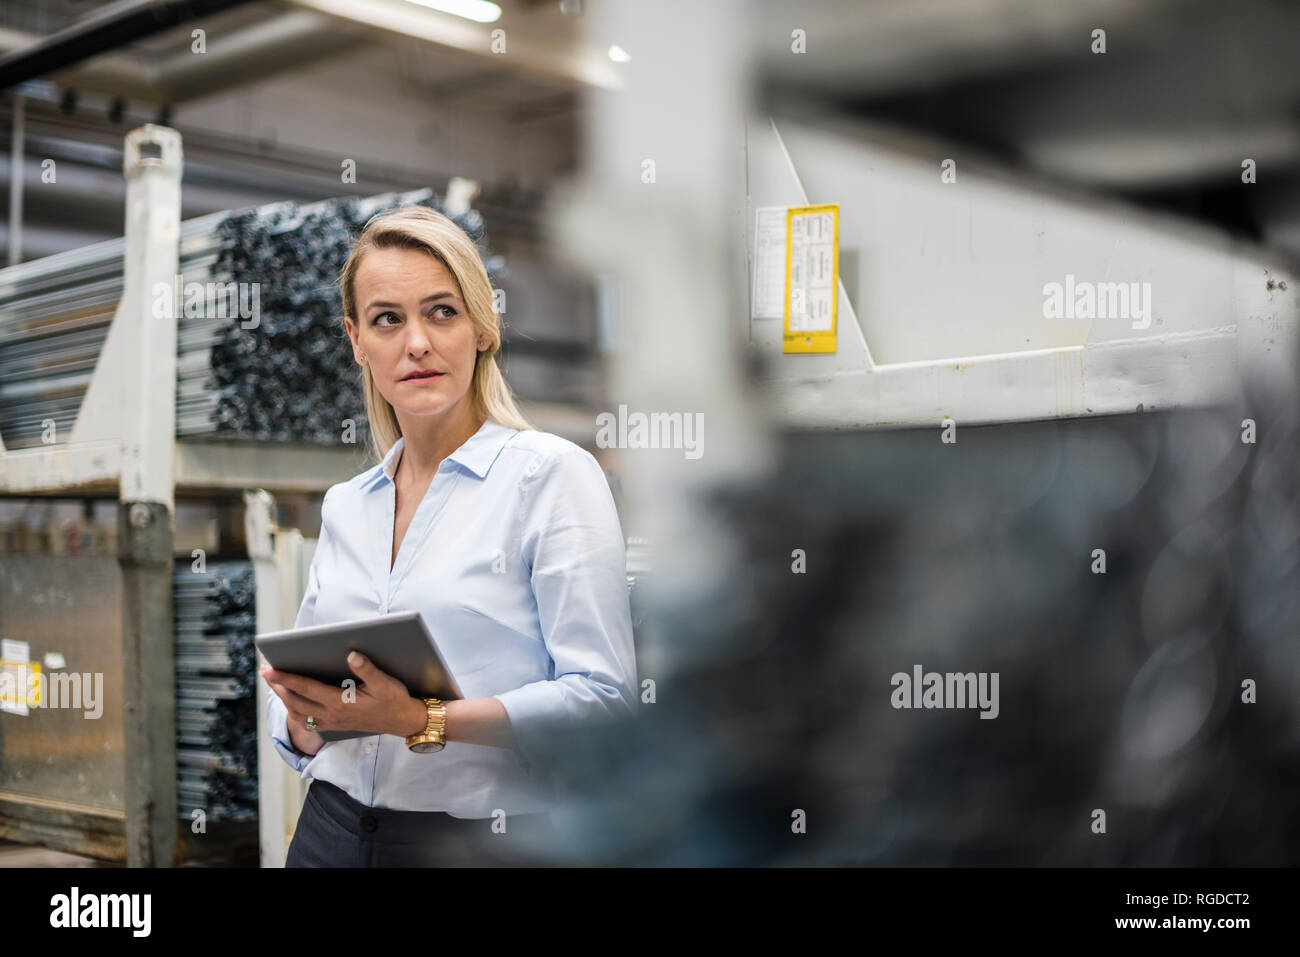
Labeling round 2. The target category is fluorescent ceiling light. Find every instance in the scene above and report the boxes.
[404,0,502,23]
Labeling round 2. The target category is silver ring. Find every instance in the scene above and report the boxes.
[306,715,317,731]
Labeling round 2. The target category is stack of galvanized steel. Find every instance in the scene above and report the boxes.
[173,559,258,823]
[0,187,498,449]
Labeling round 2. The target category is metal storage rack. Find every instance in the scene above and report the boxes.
[0,124,367,865]
[0,125,379,496]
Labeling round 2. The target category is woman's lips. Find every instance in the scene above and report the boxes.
[403,371,445,381]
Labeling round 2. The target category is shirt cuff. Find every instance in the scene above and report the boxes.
[268,693,312,774]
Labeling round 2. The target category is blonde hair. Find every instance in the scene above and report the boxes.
[340,205,532,463]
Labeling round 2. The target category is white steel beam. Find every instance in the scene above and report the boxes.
[0,439,123,493]
[174,442,370,493]
[763,328,1240,429]
[67,125,181,510]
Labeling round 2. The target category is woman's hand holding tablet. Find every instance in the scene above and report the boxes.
[261,651,429,750]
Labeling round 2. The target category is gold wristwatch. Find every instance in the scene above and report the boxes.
[405,697,447,753]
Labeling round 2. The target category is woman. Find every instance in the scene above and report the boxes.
[260,205,638,867]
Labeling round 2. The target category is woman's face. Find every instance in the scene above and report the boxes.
[345,246,484,424]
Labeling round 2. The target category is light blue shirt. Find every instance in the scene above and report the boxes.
[265,417,638,818]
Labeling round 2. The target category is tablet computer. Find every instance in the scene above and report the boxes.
[255,610,463,741]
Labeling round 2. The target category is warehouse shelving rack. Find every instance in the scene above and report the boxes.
[0,124,438,865]
[0,126,408,497]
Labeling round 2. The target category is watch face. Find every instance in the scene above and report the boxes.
[411,740,444,753]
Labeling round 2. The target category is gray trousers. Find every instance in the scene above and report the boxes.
[285,778,558,867]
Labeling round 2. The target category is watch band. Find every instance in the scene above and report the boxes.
[405,697,447,752]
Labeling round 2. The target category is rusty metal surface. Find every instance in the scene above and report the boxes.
[0,553,126,810]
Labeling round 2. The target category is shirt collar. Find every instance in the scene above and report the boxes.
[365,418,515,490]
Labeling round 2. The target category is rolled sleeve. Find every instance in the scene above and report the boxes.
[493,447,638,770]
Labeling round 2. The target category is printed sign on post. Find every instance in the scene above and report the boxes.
[752,206,788,319]
[1,639,39,715]
[783,203,839,354]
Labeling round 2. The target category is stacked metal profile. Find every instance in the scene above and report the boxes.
[0,211,221,448]
[0,187,498,449]
[173,559,258,823]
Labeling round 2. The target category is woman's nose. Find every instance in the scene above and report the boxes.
[405,322,432,354]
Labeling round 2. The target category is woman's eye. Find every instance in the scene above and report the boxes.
[374,306,455,325]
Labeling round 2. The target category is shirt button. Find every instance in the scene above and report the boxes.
[361,815,378,833]
[364,742,374,754]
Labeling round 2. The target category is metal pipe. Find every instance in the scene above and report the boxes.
[7,91,21,266]
[0,0,259,92]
